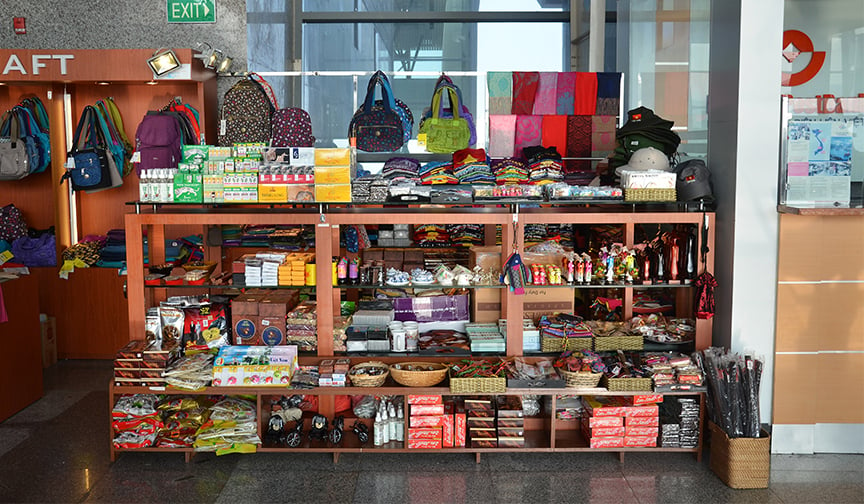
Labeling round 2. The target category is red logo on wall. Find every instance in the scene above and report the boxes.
[782,30,825,86]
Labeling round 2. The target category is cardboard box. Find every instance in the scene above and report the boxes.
[626,394,664,405]
[259,318,286,346]
[286,184,315,202]
[625,426,659,437]
[467,417,495,428]
[442,414,454,448]
[496,417,524,428]
[625,405,659,417]
[588,416,624,428]
[497,427,525,438]
[173,173,203,203]
[454,411,467,447]
[393,295,469,323]
[471,287,575,324]
[468,427,497,439]
[469,246,501,271]
[587,436,624,448]
[624,436,658,447]
[582,396,629,417]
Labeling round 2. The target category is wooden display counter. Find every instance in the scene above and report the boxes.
[0,276,44,422]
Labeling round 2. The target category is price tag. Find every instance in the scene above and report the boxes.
[130,151,141,163]
[65,157,75,169]
[220,119,226,136]
[0,250,13,265]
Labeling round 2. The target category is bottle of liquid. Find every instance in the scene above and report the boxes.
[381,406,390,444]
[150,170,161,203]
[139,170,149,202]
[396,404,404,442]
[388,402,398,441]
[373,411,383,446]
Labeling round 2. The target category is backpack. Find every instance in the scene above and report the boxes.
[166,97,201,144]
[271,108,315,147]
[134,112,182,174]
[218,75,276,146]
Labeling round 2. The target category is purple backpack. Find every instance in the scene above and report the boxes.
[134,113,182,175]
[271,108,315,147]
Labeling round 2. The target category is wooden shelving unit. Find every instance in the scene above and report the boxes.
[117,202,714,462]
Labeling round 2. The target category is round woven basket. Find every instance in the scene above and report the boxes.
[389,362,448,387]
[348,361,389,387]
[559,369,603,389]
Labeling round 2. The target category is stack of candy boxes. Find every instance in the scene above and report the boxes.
[581,394,662,448]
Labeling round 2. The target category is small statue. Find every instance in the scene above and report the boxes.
[309,414,329,441]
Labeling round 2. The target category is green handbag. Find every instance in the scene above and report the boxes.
[420,86,470,153]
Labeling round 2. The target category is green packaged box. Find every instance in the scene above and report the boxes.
[173,173,203,203]
[182,145,209,165]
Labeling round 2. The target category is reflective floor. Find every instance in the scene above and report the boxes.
[0,360,861,504]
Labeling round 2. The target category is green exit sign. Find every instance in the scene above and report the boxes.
[167,0,216,23]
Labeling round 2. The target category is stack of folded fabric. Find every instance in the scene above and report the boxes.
[523,224,548,247]
[419,161,458,185]
[523,146,564,185]
[453,148,495,185]
[221,225,243,247]
[382,157,421,183]
[413,224,450,247]
[239,225,274,247]
[447,224,484,247]
[270,226,314,251]
[491,158,529,185]
[99,229,127,268]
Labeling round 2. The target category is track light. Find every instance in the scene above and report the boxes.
[194,42,233,73]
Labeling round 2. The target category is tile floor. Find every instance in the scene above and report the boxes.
[0,360,861,504]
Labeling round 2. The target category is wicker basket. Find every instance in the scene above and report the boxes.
[348,361,389,387]
[709,421,771,489]
[601,375,653,392]
[593,335,644,351]
[389,362,448,387]
[558,369,603,389]
[449,372,507,394]
[541,336,593,353]
[624,188,677,202]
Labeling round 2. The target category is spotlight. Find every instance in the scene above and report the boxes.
[216,56,233,74]
[147,48,181,76]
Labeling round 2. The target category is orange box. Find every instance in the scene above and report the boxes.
[411,404,445,416]
[625,405,659,417]
[454,411,466,447]
[408,427,442,440]
[588,436,624,448]
[442,414,454,448]
[258,184,288,203]
[625,426,659,437]
[627,394,664,405]
[588,416,624,428]
[408,395,443,405]
[582,419,625,438]
[582,396,628,417]
[409,416,444,428]
[314,183,351,202]
[408,438,443,449]
[625,416,660,427]
[624,436,657,447]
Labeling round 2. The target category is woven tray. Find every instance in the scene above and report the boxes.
[348,361,389,387]
[389,362,448,387]
[541,336,593,353]
[558,369,603,389]
[601,375,653,392]
[624,188,676,202]
[593,335,644,351]
[449,370,507,394]
[709,421,771,489]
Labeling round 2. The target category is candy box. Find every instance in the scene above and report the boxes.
[314,148,353,166]
[454,411,466,447]
[114,359,141,369]
[467,417,495,429]
[626,394,663,405]
[588,416,624,428]
[410,416,444,428]
[497,437,525,448]
[408,427,442,440]
[497,427,525,438]
[624,436,658,447]
[626,416,660,427]
[496,396,524,417]
[114,368,140,379]
[625,405,659,417]
[408,438,442,449]
[582,396,628,417]
[581,418,625,437]
[116,340,147,359]
[470,438,497,448]
[588,436,624,449]
[496,417,524,428]
[469,427,497,439]
[408,395,443,405]
[625,426,659,437]
[463,397,494,412]
[411,404,445,416]
[467,409,494,418]
[442,414,454,448]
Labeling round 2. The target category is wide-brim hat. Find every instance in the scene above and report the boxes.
[617,106,675,137]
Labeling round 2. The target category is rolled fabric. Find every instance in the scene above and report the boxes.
[514,115,543,159]
[511,71,540,115]
[487,71,513,115]
[488,114,517,158]
[541,115,569,154]
[556,72,577,114]
[573,72,598,115]
[532,72,558,115]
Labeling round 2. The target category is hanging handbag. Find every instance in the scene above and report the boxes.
[98,98,135,176]
[349,73,405,152]
[62,106,114,192]
[372,71,414,143]
[0,112,31,180]
[420,75,476,146]
[92,105,124,189]
[419,86,471,153]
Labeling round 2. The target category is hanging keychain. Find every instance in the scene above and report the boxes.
[694,211,717,319]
